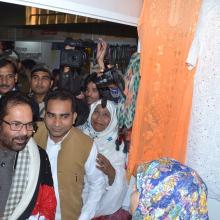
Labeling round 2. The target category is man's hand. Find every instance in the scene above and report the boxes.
[96,153,115,185]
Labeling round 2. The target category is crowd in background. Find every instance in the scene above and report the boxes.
[0,38,209,220]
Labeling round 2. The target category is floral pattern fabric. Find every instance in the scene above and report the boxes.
[133,158,208,220]
[117,52,140,129]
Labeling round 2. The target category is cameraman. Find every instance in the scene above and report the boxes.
[59,38,85,98]
[59,38,89,126]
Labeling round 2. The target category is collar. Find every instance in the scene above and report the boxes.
[47,130,71,145]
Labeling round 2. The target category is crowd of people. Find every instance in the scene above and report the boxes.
[0,39,209,220]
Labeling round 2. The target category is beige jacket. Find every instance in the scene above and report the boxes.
[34,122,92,220]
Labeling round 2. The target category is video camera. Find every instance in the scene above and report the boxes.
[94,68,126,100]
[60,38,96,69]
[60,38,85,69]
[59,38,85,95]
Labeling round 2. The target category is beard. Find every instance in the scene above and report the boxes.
[0,134,30,152]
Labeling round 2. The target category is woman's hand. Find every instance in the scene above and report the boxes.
[96,39,107,74]
[96,153,116,185]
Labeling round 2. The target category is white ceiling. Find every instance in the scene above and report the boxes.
[1,0,143,26]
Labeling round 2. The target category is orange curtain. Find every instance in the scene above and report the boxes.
[128,0,201,176]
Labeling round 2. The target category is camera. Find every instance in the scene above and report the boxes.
[95,68,126,100]
[59,38,87,95]
[60,39,86,69]
[60,49,85,69]
[95,68,125,91]
[60,38,96,69]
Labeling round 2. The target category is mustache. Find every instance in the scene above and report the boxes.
[13,136,28,141]
[0,84,10,88]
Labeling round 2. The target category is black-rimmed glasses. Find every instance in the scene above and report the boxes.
[1,119,34,131]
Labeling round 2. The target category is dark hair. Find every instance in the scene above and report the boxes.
[74,98,89,127]
[45,89,76,113]
[52,68,60,78]
[31,63,53,79]
[0,91,35,123]
[21,59,36,70]
[83,72,99,91]
[0,58,17,74]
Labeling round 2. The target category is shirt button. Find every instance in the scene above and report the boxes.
[1,162,6,167]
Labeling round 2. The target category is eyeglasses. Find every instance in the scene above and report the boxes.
[1,120,34,131]
[0,74,16,81]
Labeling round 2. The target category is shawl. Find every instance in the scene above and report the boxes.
[82,100,126,166]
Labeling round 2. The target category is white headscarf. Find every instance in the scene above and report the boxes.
[82,100,126,166]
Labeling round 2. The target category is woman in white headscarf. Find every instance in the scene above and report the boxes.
[81,99,130,220]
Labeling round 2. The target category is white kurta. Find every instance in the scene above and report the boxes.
[46,135,106,220]
[81,100,128,217]
[186,0,220,203]
[82,161,128,217]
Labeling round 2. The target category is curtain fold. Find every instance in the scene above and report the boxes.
[128,0,201,176]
